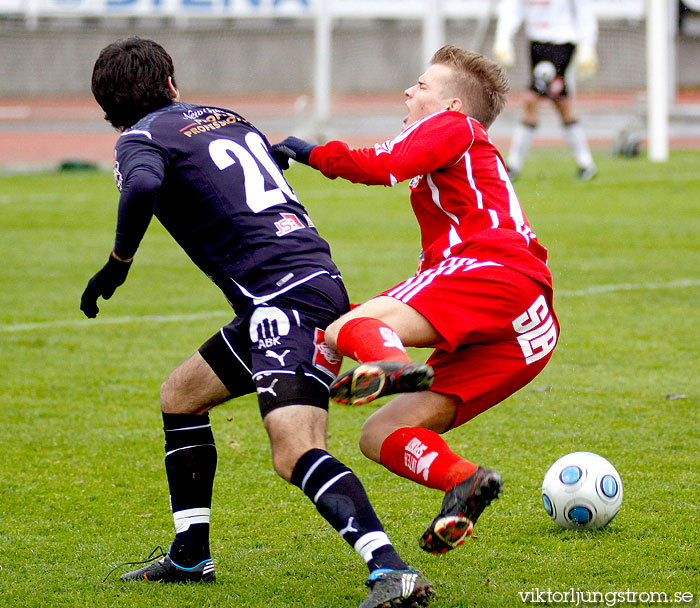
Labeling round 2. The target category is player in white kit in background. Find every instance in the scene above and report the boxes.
[493,0,599,180]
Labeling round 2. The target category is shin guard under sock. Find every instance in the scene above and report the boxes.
[291,448,407,572]
[336,317,410,363]
[380,427,477,491]
[163,412,217,566]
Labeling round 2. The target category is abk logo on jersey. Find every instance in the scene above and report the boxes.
[512,295,557,364]
[249,306,290,349]
[404,437,438,482]
[312,328,343,379]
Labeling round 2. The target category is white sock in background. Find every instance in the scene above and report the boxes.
[564,121,595,169]
[507,122,537,174]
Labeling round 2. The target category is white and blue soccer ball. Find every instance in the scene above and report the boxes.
[541,452,623,529]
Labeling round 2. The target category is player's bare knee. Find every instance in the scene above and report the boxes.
[160,380,190,414]
[324,318,342,350]
[160,376,177,413]
[358,430,374,461]
[264,404,328,481]
[160,373,202,414]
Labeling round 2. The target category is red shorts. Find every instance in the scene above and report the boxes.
[383,257,558,428]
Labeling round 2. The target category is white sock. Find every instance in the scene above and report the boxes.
[564,121,594,168]
[507,123,536,172]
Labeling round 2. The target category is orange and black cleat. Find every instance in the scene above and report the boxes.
[419,466,503,554]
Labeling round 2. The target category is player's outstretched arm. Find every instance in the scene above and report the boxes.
[80,252,132,318]
[575,45,598,80]
[493,0,521,68]
[271,136,317,170]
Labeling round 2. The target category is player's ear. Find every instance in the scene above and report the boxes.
[446,97,463,113]
[167,77,180,101]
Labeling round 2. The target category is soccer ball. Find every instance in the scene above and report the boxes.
[541,452,623,529]
[532,60,564,97]
[533,60,556,85]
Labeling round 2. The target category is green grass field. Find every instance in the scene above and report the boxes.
[0,150,698,608]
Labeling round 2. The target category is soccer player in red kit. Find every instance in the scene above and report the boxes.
[273,45,559,555]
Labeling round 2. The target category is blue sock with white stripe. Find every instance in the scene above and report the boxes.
[163,412,217,568]
[291,448,407,573]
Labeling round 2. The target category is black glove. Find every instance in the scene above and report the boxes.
[80,254,132,318]
[271,136,317,170]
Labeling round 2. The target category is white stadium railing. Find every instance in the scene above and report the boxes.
[0,0,648,19]
[0,0,676,160]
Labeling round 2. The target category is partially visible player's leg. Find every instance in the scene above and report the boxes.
[160,349,233,415]
[259,398,434,607]
[507,90,540,180]
[253,337,402,570]
[262,402,328,480]
[358,391,460,466]
[122,331,255,583]
[355,264,557,554]
[361,391,484,510]
[255,278,433,607]
[507,40,545,179]
[556,96,597,179]
[532,41,597,179]
[411,332,556,553]
[264,403,409,572]
[326,296,438,405]
[522,89,541,125]
[356,389,501,555]
[326,295,443,352]
[264,403,434,607]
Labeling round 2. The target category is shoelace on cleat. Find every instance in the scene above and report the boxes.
[101,545,167,583]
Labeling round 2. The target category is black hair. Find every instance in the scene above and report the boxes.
[92,37,177,131]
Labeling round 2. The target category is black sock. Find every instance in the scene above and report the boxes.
[162,412,217,567]
[291,448,407,573]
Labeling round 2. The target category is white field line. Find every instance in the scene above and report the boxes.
[1,311,232,333]
[1,278,699,333]
[555,278,700,297]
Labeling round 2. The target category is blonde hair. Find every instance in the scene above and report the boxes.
[431,45,509,128]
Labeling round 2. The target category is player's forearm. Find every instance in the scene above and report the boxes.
[495,0,522,43]
[309,141,392,187]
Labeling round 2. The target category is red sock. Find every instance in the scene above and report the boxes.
[336,317,411,363]
[380,427,477,491]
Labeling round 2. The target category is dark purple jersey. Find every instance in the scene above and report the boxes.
[111,102,340,313]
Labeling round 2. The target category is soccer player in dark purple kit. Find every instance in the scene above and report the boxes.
[81,37,433,608]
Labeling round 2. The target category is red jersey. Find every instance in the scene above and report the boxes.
[309,110,552,289]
